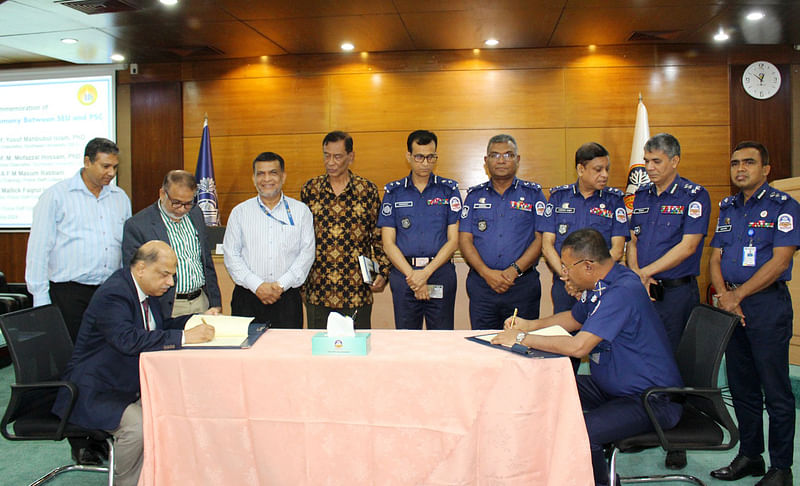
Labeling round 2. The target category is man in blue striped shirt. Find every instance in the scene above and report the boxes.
[122,170,222,318]
[25,136,131,466]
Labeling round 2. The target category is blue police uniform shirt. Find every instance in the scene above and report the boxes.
[459,177,546,270]
[630,175,711,279]
[377,173,461,257]
[572,263,683,397]
[710,181,800,284]
[542,182,629,253]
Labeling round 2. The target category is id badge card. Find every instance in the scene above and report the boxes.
[427,284,444,299]
[742,246,756,267]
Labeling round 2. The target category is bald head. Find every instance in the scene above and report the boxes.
[131,241,177,296]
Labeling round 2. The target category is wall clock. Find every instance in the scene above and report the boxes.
[742,61,781,100]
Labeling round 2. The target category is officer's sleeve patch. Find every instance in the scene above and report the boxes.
[777,213,794,233]
[535,201,545,216]
[615,207,627,223]
[381,203,392,216]
[450,196,462,212]
[461,206,469,219]
[687,201,703,219]
[544,203,553,217]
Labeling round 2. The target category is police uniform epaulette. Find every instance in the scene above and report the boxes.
[383,179,403,194]
[438,177,459,190]
[767,188,790,203]
[635,183,653,193]
[549,184,571,195]
[467,181,489,193]
[519,180,542,191]
[602,187,624,197]
[680,182,702,195]
[719,196,734,209]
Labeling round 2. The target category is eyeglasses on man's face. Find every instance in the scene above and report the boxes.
[323,152,349,163]
[411,153,438,163]
[487,151,517,161]
[560,258,594,274]
[164,189,195,209]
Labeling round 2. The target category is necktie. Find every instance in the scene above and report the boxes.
[142,298,151,330]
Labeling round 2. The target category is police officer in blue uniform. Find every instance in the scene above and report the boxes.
[459,134,546,330]
[492,229,682,486]
[709,142,798,486]
[378,130,461,330]
[626,133,710,470]
[542,142,629,373]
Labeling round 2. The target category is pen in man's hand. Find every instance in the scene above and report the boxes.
[510,307,518,329]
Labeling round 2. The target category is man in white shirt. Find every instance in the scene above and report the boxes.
[223,152,315,328]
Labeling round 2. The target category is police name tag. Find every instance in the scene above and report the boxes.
[742,246,756,267]
[427,284,444,299]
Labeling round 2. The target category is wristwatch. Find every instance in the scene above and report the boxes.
[511,262,524,277]
[515,332,526,345]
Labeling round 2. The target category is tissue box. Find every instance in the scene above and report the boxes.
[312,332,371,356]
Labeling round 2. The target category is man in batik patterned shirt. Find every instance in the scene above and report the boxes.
[301,131,391,329]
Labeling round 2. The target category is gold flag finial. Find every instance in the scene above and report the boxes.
[638,92,642,102]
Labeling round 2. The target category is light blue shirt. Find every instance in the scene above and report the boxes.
[26,170,132,306]
[223,194,315,292]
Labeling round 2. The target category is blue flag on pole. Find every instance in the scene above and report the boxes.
[195,117,219,225]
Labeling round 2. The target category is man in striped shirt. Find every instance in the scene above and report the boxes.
[122,170,222,317]
[223,152,315,328]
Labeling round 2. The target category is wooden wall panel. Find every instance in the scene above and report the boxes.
[329,69,566,131]
[183,77,329,137]
[130,82,183,212]
[0,232,29,282]
[564,66,729,127]
[730,63,792,181]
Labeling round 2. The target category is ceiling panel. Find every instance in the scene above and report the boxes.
[247,15,413,54]
[217,0,398,20]
[393,0,566,13]
[401,7,563,50]
[550,5,726,46]
[0,44,54,64]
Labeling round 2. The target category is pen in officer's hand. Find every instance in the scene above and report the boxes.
[510,307,518,329]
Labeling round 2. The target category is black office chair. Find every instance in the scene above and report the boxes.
[609,304,740,486]
[0,304,115,486]
[0,271,33,310]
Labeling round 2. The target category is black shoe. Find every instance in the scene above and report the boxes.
[755,468,793,486]
[71,447,103,466]
[710,454,766,481]
[665,450,687,470]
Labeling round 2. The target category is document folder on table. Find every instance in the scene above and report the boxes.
[183,315,268,349]
[466,325,569,359]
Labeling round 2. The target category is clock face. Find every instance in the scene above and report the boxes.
[742,61,781,100]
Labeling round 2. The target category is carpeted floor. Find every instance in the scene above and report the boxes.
[0,362,797,485]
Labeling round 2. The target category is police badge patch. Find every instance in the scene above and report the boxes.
[558,223,568,235]
[778,213,794,233]
[381,203,392,216]
[401,217,411,229]
[535,201,545,216]
[477,220,487,232]
[450,196,462,212]
[633,225,641,236]
[461,207,469,219]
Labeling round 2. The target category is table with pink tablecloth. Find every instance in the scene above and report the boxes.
[139,329,592,485]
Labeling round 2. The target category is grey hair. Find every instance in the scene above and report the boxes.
[486,134,518,154]
[644,133,681,159]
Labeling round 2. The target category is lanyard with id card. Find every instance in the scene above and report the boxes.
[742,228,756,267]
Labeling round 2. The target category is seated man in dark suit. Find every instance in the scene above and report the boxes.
[492,228,683,486]
[52,240,215,486]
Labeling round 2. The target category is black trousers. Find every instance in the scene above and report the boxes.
[49,281,99,343]
[231,285,303,329]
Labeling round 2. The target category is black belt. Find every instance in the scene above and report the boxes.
[657,276,694,288]
[725,281,785,294]
[176,288,202,300]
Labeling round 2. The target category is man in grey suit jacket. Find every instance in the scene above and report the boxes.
[122,170,222,317]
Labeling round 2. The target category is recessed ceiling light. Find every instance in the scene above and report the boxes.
[746,11,764,21]
[484,39,499,46]
[110,53,125,61]
[713,29,729,42]
[160,0,178,5]
[60,38,78,44]
[341,42,354,51]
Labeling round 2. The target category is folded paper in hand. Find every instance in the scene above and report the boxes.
[183,315,256,347]
[358,255,380,284]
[326,311,355,338]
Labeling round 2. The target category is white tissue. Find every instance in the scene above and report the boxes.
[326,311,356,337]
